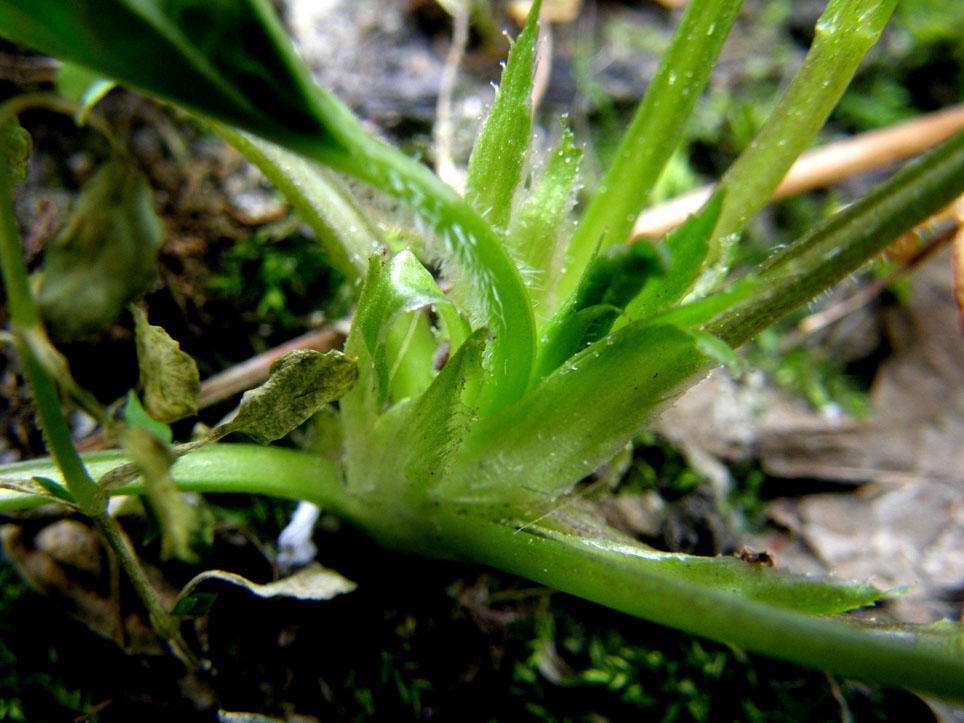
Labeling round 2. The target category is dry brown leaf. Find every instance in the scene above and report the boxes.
[0,521,172,654]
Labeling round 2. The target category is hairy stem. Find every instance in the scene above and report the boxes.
[707,126,964,347]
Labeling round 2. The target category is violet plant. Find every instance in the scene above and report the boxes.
[1,0,964,700]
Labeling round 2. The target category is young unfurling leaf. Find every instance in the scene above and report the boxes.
[508,120,582,316]
[464,0,542,231]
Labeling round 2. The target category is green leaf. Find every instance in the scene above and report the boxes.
[133,307,200,424]
[346,251,454,407]
[345,331,485,540]
[171,591,218,617]
[507,119,582,316]
[442,323,708,504]
[0,476,75,506]
[0,115,30,185]
[30,476,76,505]
[123,389,173,444]
[219,349,358,445]
[534,242,664,380]
[442,509,964,700]
[35,156,164,341]
[534,305,620,381]
[381,308,437,404]
[639,276,758,331]
[624,192,722,322]
[464,0,541,231]
[0,0,352,166]
[399,331,484,484]
[122,426,212,563]
[677,328,745,376]
[709,0,898,267]
[560,0,742,302]
[707,125,964,348]
[535,511,884,614]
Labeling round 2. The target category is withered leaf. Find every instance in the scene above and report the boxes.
[174,562,356,612]
[134,307,200,424]
[35,155,164,340]
[0,114,30,185]
[218,349,357,445]
[122,426,212,564]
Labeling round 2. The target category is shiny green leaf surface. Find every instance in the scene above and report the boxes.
[346,251,453,407]
[507,120,582,317]
[0,0,349,162]
[441,323,708,504]
[624,193,722,322]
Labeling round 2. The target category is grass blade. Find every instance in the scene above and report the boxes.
[559,0,742,302]
[708,0,898,267]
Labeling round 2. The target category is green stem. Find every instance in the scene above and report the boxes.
[709,0,897,262]
[211,122,371,286]
[10,336,103,512]
[0,108,102,513]
[0,95,203,665]
[0,445,356,516]
[707,125,964,347]
[4,445,960,699]
[438,509,964,701]
[559,0,742,302]
[90,510,198,667]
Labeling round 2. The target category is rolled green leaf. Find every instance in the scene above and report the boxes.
[345,251,454,407]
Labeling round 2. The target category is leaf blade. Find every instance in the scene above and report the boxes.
[464,0,541,230]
